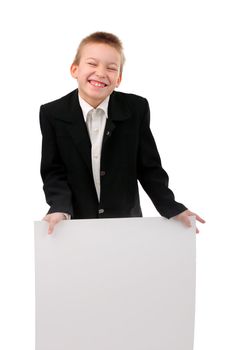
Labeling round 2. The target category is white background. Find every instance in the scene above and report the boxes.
[0,0,232,349]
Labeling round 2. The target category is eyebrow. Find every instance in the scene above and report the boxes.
[86,57,118,66]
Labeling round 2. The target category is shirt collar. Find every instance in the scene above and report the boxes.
[78,93,109,122]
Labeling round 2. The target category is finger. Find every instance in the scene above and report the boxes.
[195,214,206,224]
[187,211,205,224]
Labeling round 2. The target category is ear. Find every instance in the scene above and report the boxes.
[70,64,79,79]
[116,73,122,88]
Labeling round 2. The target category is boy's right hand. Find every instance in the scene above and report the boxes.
[42,212,68,234]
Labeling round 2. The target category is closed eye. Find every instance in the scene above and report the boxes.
[108,67,118,71]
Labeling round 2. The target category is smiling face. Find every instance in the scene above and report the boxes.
[70,43,122,108]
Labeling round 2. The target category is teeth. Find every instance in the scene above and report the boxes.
[90,81,105,87]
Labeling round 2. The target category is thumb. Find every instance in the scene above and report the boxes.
[48,221,56,235]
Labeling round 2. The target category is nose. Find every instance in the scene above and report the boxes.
[96,65,106,78]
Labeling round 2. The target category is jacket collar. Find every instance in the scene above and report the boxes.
[55,89,131,123]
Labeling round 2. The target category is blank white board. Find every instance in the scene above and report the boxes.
[34,217,196,350]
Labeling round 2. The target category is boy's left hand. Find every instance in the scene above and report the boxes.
[173,209,205,234]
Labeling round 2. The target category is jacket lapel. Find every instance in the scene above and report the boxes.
[102,90,131,146]
[55,90,92,173]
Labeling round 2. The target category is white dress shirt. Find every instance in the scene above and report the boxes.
[62,94,109,220]
[79,94,109,201]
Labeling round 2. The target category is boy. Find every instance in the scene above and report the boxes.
[40,32,205,234]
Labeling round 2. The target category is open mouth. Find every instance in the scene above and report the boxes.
[88,80,107,88]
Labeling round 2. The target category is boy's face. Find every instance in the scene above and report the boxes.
[70,43,122,108]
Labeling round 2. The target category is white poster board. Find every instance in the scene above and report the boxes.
[35,217,196,350]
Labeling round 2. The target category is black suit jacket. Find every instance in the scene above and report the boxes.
[39,89,186,219]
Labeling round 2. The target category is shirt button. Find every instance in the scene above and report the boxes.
[99,209,104,214]
[100,171,106,176]
[94,154,98,159]
[94,128,99,132]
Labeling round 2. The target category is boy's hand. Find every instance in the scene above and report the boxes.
[173,209,205,234]
[42,212,68,235]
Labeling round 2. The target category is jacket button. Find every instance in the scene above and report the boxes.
[100,171,106,176]
[98,209,104,214]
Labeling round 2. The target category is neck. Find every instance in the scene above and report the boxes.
[78,92,105,109]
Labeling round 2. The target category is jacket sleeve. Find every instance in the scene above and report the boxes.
[137,99,187,218]
[39,105,74,216]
